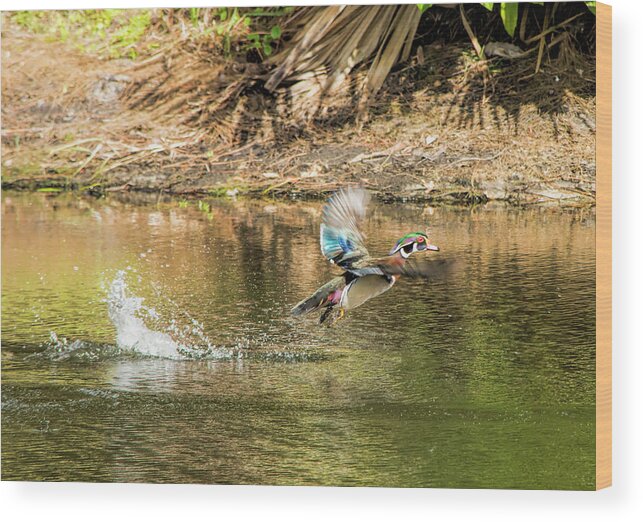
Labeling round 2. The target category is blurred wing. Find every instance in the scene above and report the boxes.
[348,258,458,281]
[320,187,371,269]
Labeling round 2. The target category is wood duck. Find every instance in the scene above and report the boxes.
[291,186,441,325]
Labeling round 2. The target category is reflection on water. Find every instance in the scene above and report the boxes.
[1,193,595,489]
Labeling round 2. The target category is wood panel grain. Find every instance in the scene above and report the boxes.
[596,1,612,491]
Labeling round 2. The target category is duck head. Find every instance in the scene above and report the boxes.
[389,232,439,259]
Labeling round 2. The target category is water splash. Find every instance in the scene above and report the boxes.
[37,331,120,362]
[106,270,233,359]
[38,271,323,363]
[106,270,180,358]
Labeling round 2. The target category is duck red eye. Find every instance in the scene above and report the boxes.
[417,236,424,242]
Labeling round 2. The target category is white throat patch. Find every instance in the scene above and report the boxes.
[399,242,417,259]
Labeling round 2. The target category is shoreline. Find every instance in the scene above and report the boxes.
[1,22,596,208]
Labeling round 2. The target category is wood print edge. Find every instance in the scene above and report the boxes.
[595,1,612,491]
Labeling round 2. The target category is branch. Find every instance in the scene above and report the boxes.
[460,5,485,60]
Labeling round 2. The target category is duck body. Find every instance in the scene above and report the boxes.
[291,270,397,320]
[291,187,441,325]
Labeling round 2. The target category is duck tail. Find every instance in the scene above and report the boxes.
[291,291,326,317]
[291,278,342,317]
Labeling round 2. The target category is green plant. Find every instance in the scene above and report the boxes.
[211,6,290,57]
[108,12,150,59]
[211,8,242,56]
[11,10,151,59]
[190,7,200,27]
[246,25,281,57]
[12,7,291,61]
[472,2,594,73]
[481,2,519,37]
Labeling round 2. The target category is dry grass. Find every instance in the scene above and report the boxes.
[1,10,596,205]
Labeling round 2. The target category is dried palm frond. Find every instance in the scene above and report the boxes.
[265,5,422,120]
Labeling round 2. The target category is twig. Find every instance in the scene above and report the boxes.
[543,183,594,198]
[519,5,530,42]
[445,151,503,167]
[125,49,170,71]
[349,143,405,163]
[535,4,552,74]
[71,144,103,178]
[2,127,50,135]
[100,150,157,174]
[218,139,260,159]
[271,151,310,167]
[262,177,299,195]
[87,157,111,183]
[207,158,248,167]
[517,33,570,81]
[49,138,102,155]
[524,11,583,45]
[460,4,485,60]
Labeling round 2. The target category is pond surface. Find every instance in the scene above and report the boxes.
[2,192,595,489]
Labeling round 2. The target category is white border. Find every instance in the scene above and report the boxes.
[2,0,642,520]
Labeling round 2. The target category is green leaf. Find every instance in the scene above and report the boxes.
[189,7,199,26]
[500,3,519,37]
[270,25,282,39]
[230,8,240,25]
[585,1,596,15]
[480,3,495,11]
[417,4,432,13]
[263,42,273,56]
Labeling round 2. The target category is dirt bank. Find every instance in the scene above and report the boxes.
[1,22,596,205]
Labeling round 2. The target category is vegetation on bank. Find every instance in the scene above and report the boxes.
[2,4,597,204]
[9,3,597,88]
[11,7,294,60]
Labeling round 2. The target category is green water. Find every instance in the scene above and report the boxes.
[1,192,595,488]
